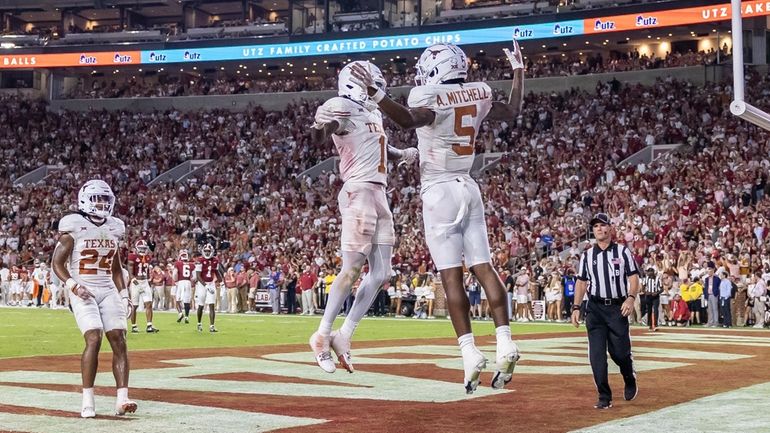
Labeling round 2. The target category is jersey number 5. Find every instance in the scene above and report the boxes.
[452,105,477,156]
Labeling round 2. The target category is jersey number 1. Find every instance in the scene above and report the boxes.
[452,105,477,156]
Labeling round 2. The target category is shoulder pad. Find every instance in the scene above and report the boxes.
[58,214,86,234]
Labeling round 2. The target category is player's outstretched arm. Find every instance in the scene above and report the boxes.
[387,145,418,164]
[488,40,524,121]
[349,64,435,130]
[309,117,340,145]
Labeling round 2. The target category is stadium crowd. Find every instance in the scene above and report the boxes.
[1,65,769,327]
[62,47,727,99]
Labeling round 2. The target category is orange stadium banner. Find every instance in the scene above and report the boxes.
[0,50,140,69]
[584,0,770,34]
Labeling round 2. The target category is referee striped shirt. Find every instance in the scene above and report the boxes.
[577,242,639,299]
[641,275,662,295]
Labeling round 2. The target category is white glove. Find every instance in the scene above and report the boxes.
[119,289,132,315]
[314,105,337,126]
[503,38,524,71]
[401,147,419,165]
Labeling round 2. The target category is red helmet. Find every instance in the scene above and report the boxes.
[135,240,149,255]
[202,243,215,259]
[179,249,189,261]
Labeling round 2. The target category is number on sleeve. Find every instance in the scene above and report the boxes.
[452,105,478,156]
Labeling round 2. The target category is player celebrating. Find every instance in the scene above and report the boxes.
[308,60,417,373]
[174,249,195,324]
[349,41,524,392]
[51,179,137,417]
[195,243,222,332]
[127,239,159,333]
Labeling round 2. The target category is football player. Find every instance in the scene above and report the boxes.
[195,243,222,332]
[51,179,137,417]
[308,60,418,373]
[349,41,524,392]
[174,249,195,323]
[127,239,159,333]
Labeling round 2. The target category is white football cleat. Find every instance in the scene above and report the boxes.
[81,405,95,418]
[491,340,520,390]
[115,399,138,415]
[462,347,487,394]
[309,332,336,373]
[330,330,354,373]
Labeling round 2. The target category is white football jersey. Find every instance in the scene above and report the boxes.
[320,96,388,185]
[58,213,125,289]
[407,82,493,192]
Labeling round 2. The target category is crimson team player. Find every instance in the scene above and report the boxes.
[174,249,196,324]
[127,240,159,333]
[195,244,222,332]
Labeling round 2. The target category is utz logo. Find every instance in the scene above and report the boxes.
[148,52,167,62]
[113,53,132,63]
[183,51,201,60]
[512,27,533,39]
[552,24,574,35]
[635,15,658,27]
[78,54,97,65]
[593,19,616,31]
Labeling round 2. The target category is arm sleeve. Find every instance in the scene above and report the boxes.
[577,252,589,281]
[622,246,640,277]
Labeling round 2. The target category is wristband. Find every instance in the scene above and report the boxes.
[572,305,581,312]
[371,87,386,103]
[627,294,636,300]
[66,278,77,291]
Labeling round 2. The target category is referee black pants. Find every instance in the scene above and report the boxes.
[643,295,660,329]
[586,300,636,402]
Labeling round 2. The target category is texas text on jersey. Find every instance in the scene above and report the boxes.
[319,96,388,185]
[58,212,125,288]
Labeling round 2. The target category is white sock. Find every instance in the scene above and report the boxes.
[82,388,94,406]
[318,252,366,337]
[117,387,128,402]
[339,320,356,338]
[458,333,476,357]
[147,322,152,327]
[495,325,511,343]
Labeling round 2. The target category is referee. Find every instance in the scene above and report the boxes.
[641,267,662,331]
[571,213,640,409]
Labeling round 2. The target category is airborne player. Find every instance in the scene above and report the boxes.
[51,179,136,418]
[195,243,222,332]
[308,60,417,374]
[127,239,159,333]
[350,41,524,393]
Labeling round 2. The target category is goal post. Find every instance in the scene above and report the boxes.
[729,0,770,130]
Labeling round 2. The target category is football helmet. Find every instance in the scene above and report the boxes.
[338,60,386,111]
[179,249,189,261]
[135,240,149,255]
[77,179,115,219]
[202,243,215,259]
[415,43,468,86]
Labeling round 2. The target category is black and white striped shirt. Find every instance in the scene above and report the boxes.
[641,275,662,295]
[577,242,639,299]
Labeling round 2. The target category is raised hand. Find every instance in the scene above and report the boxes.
[503,38,524,71]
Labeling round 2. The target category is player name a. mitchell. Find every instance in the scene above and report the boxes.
[83,238,117,249]
[436,87,489,107]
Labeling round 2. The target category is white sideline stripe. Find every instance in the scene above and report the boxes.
[569,382,770,433]
[0,385,324,433]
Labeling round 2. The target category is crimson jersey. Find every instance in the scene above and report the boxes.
[127,253,152,280]
[196,257,219,283]
[175,260,195,282]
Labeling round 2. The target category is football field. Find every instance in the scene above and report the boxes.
[2,308,770,433]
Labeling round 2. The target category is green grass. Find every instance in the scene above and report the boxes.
[0,308,581,359]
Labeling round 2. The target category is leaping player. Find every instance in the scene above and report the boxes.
[52,179,137,417]
[349,41,524,393]
[308,60,418,373]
